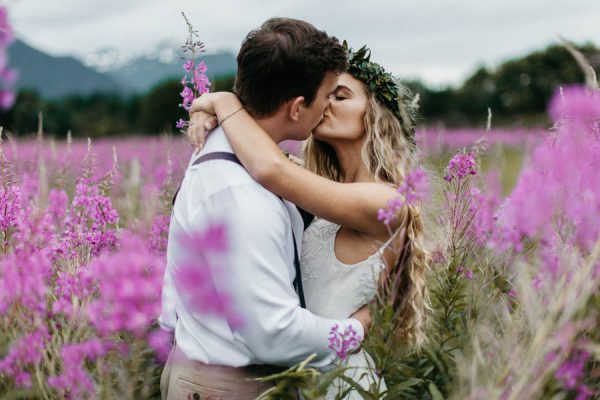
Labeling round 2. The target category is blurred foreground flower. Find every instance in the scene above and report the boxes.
[0,5,16,110]
[174,223,243,328]
[377,168,428,225]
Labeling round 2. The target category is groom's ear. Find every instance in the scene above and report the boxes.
[288,96,305,122]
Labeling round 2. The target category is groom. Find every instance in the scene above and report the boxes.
[159,18,370,399]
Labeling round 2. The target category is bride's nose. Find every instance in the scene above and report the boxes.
[325,96,333,112]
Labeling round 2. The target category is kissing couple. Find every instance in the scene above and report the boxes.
[160,17,429,400]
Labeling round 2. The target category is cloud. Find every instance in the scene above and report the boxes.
[9,0,600,85]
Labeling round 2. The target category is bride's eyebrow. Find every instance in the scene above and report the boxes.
[333,85,353,95]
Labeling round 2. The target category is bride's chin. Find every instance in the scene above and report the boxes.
[312,127,329,140]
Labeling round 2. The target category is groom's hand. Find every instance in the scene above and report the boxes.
[350,305,372,335]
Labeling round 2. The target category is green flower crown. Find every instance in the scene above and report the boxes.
[343,41,417,144]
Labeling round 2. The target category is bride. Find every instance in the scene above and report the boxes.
[187,45,429,399]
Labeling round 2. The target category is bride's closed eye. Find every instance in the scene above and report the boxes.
[330,92,347,101]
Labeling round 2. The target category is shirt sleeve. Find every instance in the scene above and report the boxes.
[191,183,364,368]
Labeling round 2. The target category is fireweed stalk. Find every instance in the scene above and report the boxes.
[175,13,210,131]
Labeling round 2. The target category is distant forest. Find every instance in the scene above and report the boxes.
[0,43,598,138]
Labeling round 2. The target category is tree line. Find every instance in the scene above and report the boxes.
[0,43,597,138]
[411,43,599,127]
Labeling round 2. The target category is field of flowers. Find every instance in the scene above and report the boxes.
[1,84,599,399]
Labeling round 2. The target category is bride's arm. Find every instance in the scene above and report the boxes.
[189,93,404,237]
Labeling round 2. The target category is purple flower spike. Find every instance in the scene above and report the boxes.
[445,152,477,182]
[328,323,362,361]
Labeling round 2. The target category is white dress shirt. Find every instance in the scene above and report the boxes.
[159,127,364,368]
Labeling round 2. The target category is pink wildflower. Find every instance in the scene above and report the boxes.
[456,266,473,280]
[147,329,173,363]
[378,169,428,226]
[46,188,69,221]
[554,349,590,390]
[497,86,600,255]
[175,118,187,129]
[0,6,14,47]
[0,184,22,233]
[0,89,14,109]
[148,214,170,254]
[549,85,600,124]
[48,339,108,399]
[52,269,95,318]
[397,168,428,205]
[328,323,362,361]
[469,174,502,246]
[183,60,194,72]
[178,50,209,129]
[0,326,49,388]
[85,234,165,337]
[55,178,119,259]
[444,151,477,182]
[0,248,50,315]
[180,85,194,112]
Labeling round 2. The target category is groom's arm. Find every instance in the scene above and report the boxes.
[197,183,364,368]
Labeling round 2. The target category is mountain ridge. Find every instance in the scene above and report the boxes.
[6,39,237,98]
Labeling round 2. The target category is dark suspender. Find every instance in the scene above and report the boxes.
[172,152,242,206]
[290,230,306,309]
[173,152,306,309]
[297,207,315,231]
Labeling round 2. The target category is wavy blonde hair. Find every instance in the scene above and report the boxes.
[304,84,430,348]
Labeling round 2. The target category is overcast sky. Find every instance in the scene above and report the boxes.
[9,0,600,86]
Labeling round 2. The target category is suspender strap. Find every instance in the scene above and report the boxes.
[297,207,315,231]
[191,151,242,167]
[291,230,306,308]
[172,152,242,206]
[173,152,306,309]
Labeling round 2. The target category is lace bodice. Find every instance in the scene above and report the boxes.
[300,218,386,319]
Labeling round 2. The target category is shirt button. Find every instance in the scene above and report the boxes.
[193,393,200,400]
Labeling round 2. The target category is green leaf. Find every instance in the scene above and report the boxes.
[390,378,423,390]
[428,382,445,400]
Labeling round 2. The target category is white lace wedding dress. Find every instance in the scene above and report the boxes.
[301,218,388,399]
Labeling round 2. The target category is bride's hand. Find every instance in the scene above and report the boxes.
[187,92,242,152]
[187,110,217,152]
[350,304,372,336]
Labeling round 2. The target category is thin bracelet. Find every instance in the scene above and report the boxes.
[219,106,244,126]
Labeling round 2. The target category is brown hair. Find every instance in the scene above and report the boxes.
[234,18,347,118]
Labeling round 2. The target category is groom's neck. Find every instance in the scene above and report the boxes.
[252,114,288,144]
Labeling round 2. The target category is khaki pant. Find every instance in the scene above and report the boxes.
[160,344,285,400]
